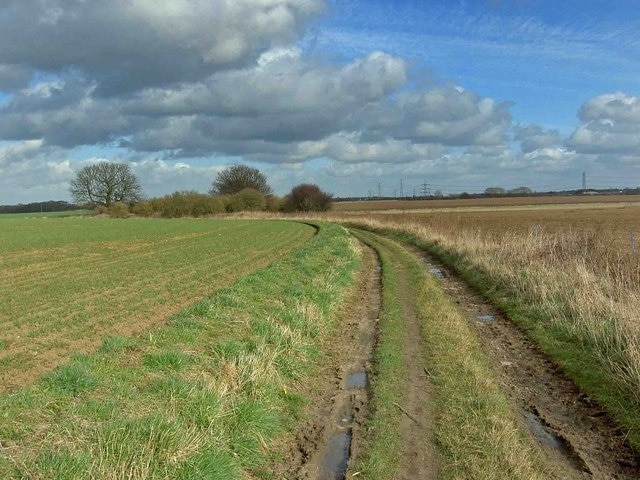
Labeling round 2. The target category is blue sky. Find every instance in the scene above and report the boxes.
[0,0,639,203]
[321,0,639,127]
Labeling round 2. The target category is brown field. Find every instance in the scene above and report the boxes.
[333,194,640,213]
[390,205,640,253]
[332,196,640,255]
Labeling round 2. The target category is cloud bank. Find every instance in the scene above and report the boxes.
[0,1,638,202]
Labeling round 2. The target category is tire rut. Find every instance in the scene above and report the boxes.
[277,242,380,479]
[413,246,640,479]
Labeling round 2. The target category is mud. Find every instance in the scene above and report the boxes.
[274,244,381,479]
[347,371,368,389]
[416,246,640,479]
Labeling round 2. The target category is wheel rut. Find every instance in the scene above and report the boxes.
[276,242,381,479]
[414,246,640,479]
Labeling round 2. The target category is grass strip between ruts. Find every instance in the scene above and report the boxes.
[0,222,360,479]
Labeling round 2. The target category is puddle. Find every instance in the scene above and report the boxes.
[476,314,495,322]
[422,259,445,278]
[525,411,564,449]
[319,430,352,479]
[525,410,591,473]
[429,268,444,278]
[347,371,368,389]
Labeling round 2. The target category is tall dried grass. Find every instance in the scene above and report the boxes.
[327,212,640,405]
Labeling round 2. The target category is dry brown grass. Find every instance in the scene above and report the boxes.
[318,204,640,412]
[332,194,640,212]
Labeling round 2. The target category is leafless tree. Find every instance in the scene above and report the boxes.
[210,164,272,195]
[284,183,333,212]
[70,162,142,207]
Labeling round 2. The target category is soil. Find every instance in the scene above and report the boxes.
[414,247,640,479]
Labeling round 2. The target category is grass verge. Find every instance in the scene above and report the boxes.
[351,228,552,479]
[0,222,360,479]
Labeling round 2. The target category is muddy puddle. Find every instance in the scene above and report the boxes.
[524,408,591,474]
[347,371,368,389]
[423,259,445,278]
[412,246,640,479]
[320,431,352,479]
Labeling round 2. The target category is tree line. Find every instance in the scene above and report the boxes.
[0,200,78,214]
[70,162,332,217]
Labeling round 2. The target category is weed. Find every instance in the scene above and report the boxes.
[143,351,192,371]
[44,363,97,396]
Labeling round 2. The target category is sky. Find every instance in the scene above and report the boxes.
[0,0,639,203]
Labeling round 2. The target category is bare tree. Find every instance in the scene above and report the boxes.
[210,164,272,195]
[70,162,142,207]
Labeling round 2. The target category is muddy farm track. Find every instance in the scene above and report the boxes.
[416,248,640,479]
[274,229,640,479]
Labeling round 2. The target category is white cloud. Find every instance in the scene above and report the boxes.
[569,92,640,154]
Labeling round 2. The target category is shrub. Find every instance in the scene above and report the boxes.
[135,191,226,218]
[109,202,130,218]
[94,205,109,215]
[130,201,154,217]
[225,188,266,212]
[265,195,284,212]
[283,184,332,212]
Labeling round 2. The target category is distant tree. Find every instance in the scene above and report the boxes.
[508,186,533,195]
[70,162,142,207]
[433,189,443,198]
[210,164,272,196]
[484,186,506,195]
[284,184,333,212]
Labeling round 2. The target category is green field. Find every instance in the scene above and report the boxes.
[0,221,359,479]
[0,217,314,392]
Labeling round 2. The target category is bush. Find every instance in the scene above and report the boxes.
[225,188,266,212]
[130,201,154,217]
[109,202,130,218]
[283,184,332,212]
[265,195,284,212]
[131,192,226,218]
[94,205,109,216]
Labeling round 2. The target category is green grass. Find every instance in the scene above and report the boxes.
[0,222,360,479]
[350,228,552,479]
[0,217,314,390]
[348,229,416,478]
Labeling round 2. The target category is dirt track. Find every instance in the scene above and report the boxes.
[273,243,381,478]
[274,230,640,479]
[415,247,640,479]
